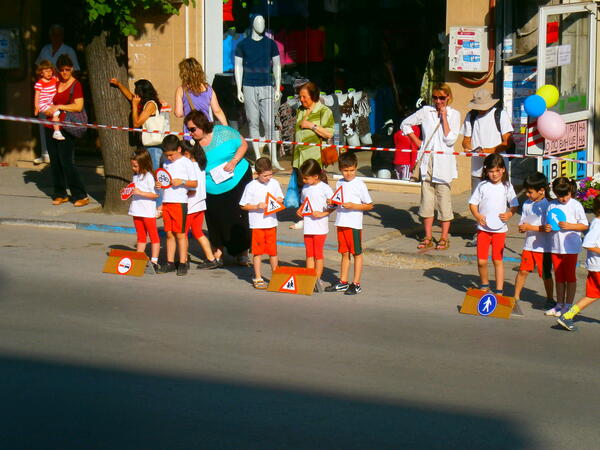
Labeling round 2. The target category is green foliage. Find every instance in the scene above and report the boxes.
[84,0,192,37]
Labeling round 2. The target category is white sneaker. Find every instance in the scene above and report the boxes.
[52,131,66,141]
[290,220,304,230]
[544,305,562,317]
[33,155,50,164]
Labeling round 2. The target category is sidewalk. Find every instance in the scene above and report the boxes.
[0,159,537,267]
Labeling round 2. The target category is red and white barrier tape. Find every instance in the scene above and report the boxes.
[1,113,597,166]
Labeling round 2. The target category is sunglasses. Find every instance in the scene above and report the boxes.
[188,126,198,133]
[432,95,447,101]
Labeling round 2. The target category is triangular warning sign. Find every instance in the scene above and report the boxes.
[264,192,285,216]
[330,185,344,205]
[300,197,313,217]
[279,274,298,293]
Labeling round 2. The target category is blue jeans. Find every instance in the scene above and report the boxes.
[145,146,163,207]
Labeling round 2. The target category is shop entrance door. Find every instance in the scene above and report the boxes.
[536,2,597,181]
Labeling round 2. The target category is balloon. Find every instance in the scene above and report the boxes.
[536,85,560,108]
[524,95,547,118]
[537,111,566,141]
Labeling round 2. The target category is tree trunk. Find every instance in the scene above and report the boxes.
[85,30,134,214]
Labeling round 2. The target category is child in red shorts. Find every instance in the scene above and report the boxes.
[513,172,554,308]
[297,158,334,292]
[469,154,518,295]
[544,177,588,316]
[156,135,198,276]
[239,157,284,289]
[558,196,600,331]
[325,152,373,295]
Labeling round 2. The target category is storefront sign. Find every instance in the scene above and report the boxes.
[542,149,586,182]
[544,120,587,156]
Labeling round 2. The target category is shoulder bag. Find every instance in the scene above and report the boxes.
[410,120,441,182]
[63,81,88,138]
[141,100,166,147]
[316,107,338,167]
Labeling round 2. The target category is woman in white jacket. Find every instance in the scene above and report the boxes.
[400,83,460,250]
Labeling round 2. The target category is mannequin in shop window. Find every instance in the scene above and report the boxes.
[235,14,283,170]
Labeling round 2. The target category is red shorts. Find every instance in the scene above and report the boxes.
[552,253,578,283]
[337,227,362,255]
[585,271,600,298]
[519,250,552,279]
[252,227,277,256]
[304,234,327,260]
[477,230,506,261]
[133,216,160,244]
[162,203,188,234]
[186,211,205,239]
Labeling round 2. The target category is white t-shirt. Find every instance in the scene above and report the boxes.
[334,177,373,230]
[520,198,551,252]
[128,172,157,218]
[548,198,588,254]
[469,180,518,233]
[36,43,81,71]
[461,108,513,177]
[239,178,284,229]
[162,156,197,203]
[188,162,207,214]
[302,181,334,235]
[583,218,600,271]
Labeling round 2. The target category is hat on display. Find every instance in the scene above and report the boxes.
[467,88,499,111]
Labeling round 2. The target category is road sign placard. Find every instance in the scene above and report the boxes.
[103,249,149,277]
[267,266,317,295]
[156,168,172,189]
[120,182,136,200]
[460,288,519,319]
[546,207,566,231]
[330,186,344,205]
[300,197,314,217]
[264,192,285,216]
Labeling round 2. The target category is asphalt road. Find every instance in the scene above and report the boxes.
[1,225,598,449]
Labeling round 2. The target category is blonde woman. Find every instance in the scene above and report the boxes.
[400,82,461,251]
[175,58,227,131]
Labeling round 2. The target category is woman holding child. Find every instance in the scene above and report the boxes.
[185,110,251,266]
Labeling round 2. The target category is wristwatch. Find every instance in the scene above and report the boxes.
[312,124,318,131]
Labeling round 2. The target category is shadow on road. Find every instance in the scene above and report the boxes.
[2,355,534,449]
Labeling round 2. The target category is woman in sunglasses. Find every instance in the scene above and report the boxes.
[400,82,461,251]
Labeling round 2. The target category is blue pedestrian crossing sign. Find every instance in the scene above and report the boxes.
[546,208,566,231]
[477,293,497,316]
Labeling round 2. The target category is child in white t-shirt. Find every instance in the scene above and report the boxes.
[469,154,518,295]
[297,158,334,292]
[558,196,600,331]
[513,172,554,308]
[181,140,219,270]
[543,177,589,317]
[239,157,284,289]
[155,135,198,276]
[128,148,160,271]
[325,152,373,295]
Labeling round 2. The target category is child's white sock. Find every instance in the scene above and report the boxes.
[151,257,158,263]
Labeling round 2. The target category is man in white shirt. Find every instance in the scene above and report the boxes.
[462,88,513,246]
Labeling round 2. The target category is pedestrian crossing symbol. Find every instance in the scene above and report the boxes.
[477,293,497,316]
[279,274,298,293]
[330,186,344,205]
[264,192,285,216]
[300,197,314,216]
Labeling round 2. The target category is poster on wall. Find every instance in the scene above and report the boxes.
[503,65,536,153]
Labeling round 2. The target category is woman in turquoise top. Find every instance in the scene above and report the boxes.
[185,110,251,265]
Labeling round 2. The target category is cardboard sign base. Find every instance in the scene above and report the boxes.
[267,266,317,296]
[103,249,149,277]
[460,288,520,319]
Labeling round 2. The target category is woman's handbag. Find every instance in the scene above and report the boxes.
[284,169,301,208]
[63,82,88,138]
[410,120,441,182]
[318,108,338,167]
[141,100,166,147]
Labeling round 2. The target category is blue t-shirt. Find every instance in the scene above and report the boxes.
[205,125,250,195]
[234,37,279,87]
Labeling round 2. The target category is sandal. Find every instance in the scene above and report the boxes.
[417,236,434,249]
[253,278,267,289]
[435,238,450,250]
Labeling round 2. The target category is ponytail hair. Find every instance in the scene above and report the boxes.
[180,139,207,171]
[300,158,327,183]
[552,176,577,198]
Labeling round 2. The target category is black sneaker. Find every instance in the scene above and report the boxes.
[325,281,349,292]
[197,259,220,270]
[150,262,160,273]
[158,262,176,274]
[344,283,362,295]
[177,262,189,276]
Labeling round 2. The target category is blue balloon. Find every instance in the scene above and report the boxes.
[524,95,547,118]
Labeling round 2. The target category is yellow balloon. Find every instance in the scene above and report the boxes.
[536,85,559,108]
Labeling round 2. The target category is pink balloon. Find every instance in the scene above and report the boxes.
[537,111,567,141]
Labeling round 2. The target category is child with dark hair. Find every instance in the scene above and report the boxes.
[513,172,554,307]
[558,196,600,331]
[128,148,160,271]
[298,158,334,291]
[325,152,373,295]
[469,153,518,295]
[239,157,284,289]
[543,177,588,316]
